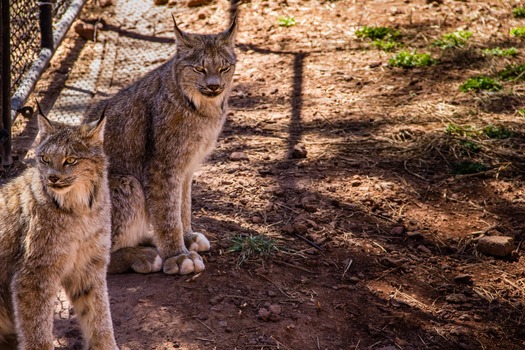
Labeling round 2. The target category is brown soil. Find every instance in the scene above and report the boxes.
[4,0,525,349]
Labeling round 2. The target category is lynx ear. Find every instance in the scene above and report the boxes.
[35,100,54,138]
[221,14,238,47]
[83,107,107,144]
[172,14,192,48]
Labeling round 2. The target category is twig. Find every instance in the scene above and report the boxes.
[275,260,315,274]
[342,259,353,279]
[257,273,293,298]
[294,233,323,250]
[195,337,216,343]
[316,336,321,350]
[193,316,215,333]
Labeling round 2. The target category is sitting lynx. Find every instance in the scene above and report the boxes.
[0,107,118,349]
[86,16,237,275]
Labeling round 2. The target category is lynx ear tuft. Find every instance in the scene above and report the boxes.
[83,107,107,144]
[172,14,192,48]
[222,13,238,47]
[35,100,55,138]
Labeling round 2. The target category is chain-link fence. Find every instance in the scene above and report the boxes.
[0,0,85,166]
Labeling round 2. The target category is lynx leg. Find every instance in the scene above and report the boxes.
[63,256,118,350]
[144,168,205,275]
[181,173,211,253]
[11,270,58,350]
[109,175,160,274]
[108,247,162,274]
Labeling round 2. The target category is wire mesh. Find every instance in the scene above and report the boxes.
[9,0,74,93]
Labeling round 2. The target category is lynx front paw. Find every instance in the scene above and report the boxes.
[163,251,205,275]
[185,232,211,252]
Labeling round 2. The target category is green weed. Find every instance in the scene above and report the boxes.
[482,47,518,57]
[510,27,525,37]
[278,16,296,27]
[434,30,473,49]
[355,26,400,40]
[482,125,513,139]
[518,109,525,117]
[229,234,278,266]
[372,39,398,51]
[453,162,487,175]
[459,76,502,92]
[498,64,525,80]
[388,51,434,68]
[512,7,525,18]
[459,140,481,153]
[446,123,476,137]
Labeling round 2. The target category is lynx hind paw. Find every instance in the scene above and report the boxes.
[163,251,205,275]
[131,248,162,274]
[185,232,211,252]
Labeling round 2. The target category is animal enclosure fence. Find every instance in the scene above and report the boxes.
[0,0,86,166]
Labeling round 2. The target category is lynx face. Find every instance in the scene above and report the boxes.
[36,116,106,207]
[174,19,237,103]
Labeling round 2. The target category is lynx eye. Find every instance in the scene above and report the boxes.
[219,66,231,73]
[64,157,77,165]
[40,155,50,164]
[193,66,206,74]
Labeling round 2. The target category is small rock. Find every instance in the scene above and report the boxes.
[252,216,263,224]
[350,180,362,187]
[99,0,114,7]
[209,295,224,305]
[417,244,431,255]
[407,231,423,239]
[477,236,514,257]
[258,308,270,321]
[293,222,308,235]
[282,224,294,234]
[198,13,206,20]
[74,21,96,41]
[446,293,467,304]
[187,0,212,7]
[454,274,473,284]
[369,61,382,68]
[390,226,405,236]
[229,152,249,161]
[267,290,277,297]
[301,196,318,213]
[154,0,168,5]
[291,143,307,159]
[269,304,282,315]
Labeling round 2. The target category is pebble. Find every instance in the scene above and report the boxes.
[476,236,514,257]
[454,274,473,284]
[390,226,405,236]
[445,293,467,304]
[187,0,212,7]
[229,152,249,161]
[291,143,307,159]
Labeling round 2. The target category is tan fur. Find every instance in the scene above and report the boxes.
[0,113,118,349]
[85,17,237,275]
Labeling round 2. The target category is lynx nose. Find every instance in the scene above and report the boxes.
[207,84,221,92]
[48,175,59,183]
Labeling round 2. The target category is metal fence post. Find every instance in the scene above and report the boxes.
[39,1,54,50]
[1,0,12,166]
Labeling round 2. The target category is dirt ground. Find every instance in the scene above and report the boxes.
[4,0,525,349]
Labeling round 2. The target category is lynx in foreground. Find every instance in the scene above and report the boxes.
[86,16,237,275]
[0,109,118,349]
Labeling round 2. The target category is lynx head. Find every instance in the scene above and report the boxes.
[172,15,237,107]
[36,106,107,210]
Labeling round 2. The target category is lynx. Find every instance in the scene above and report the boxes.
[0,108,118,349]
[86,16,237,275]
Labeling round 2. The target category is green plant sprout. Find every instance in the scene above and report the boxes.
[389,51,434,68]
[459,76,502,92]
[434,30,472,49]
